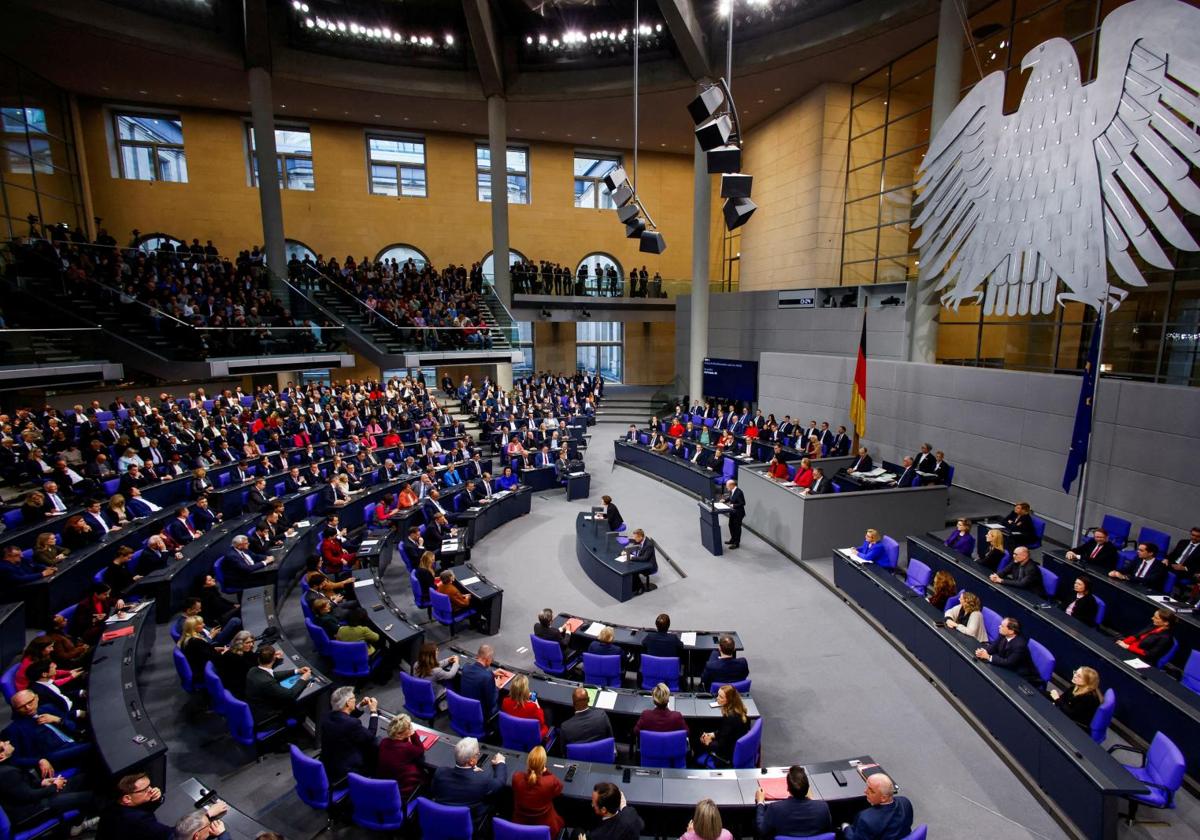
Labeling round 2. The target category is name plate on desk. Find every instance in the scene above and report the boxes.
[459,576,481,586]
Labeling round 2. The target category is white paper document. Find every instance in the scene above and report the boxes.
[595,691,618,710]
[295,520,311,528]
[713,502,732,511]
[458,576,480,586]
[680,631,697,646]
[1124,658,1151,669]
[353,579,374,588]
[584,622,604,637]
[359,539,379,547]
[569,471,586,477]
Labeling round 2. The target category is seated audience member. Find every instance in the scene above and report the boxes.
[33,532,69,567]
[61,515,99,551]
[978,528,1007,570]
[587,626,622,657]
[929,450,951,485]
[679,798,733,840]
[560,687,614,748]
[224,534,273,577]
[944,592,988,643]
[633,683,687,738]
[0,544,55,586]
[194,574,240,629]
[96,771,201,840]
[310,598,341,640]
[106,495,133,529]
[840,773,913,840]
[974,617,1039,683]
[533,608,569,650]
[320,687,379,784]
[334,608,380,657]
[848,447,874,473]
[139,536,177,576]
[458,645,498,718]
[173,808,229,840]
[177,616,221,676]
[1049,667,1103,730]
[1065,527,1119,568]
[944,519,974,556]
[69,582,124,644]
[2,690,89,769]
[431,737,506,834]
[511,745,565,834]
[697,685,751,768]
[1109,542,1169,590]
[700,635,748,689]
[927,570,957,610]
[989,547,1042,594]
[766,452,789,480]
[0,738,98,836]
[16,637,80,693]
[754,765,833,839]
[1117,608,1177,666]
[804,467,831,495]
[244,645,311,728]
[1001,502,1038,547]
[496,466,519,490]
[215,631,258,699]
[643,613,684,659]
[19,491,48,525]
[502,675,549,740]
[790,458,813,489]
[435,569,472,614]
[853,529,887,564]
[44,613,90,668]
[376,713,428,800]
[104,546,142,596]
[580,781,643,840]
[402,527,426,569]
[165,507,200,546]
[411,642,460,708]
[1167,526,1200,589]
[893,457,920,488]
[1064,577,1100,627]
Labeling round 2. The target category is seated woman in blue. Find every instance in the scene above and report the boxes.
[944,518,975,556]
[855,528,888,564]
[587,626,623,657]
[495,466,519,491]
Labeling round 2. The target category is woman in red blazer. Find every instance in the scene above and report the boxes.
[510,746,564,833]
[791,457,814,489]
[375,714,428,800]
[1117,609,1177,666]
[500,674,549,739]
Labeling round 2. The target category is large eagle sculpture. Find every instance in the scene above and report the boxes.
[914,0,1200,315]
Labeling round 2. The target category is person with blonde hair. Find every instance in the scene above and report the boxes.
[680,798,733,840]
[979,528,1007,570]
[177,615,222,674]
[1049,667,1103,729]
[376,713,428,799]
[501,674,549,739]
[587,626,622,657]
[944,592,988,642]
[698,685,751,768]
[33,532,69,567]
[509,745,565,833]
[854,529,887,564]
[791,457,813,489]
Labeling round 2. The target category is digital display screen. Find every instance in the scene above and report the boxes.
[702,357,758,403]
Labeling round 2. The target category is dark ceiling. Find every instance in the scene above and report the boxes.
[3,0,952,153]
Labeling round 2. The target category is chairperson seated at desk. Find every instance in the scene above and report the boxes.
[988,547,1043,594]
[1117,608,1177,666]
[1065,527,1119,569]
[847,447,874,473]
[753,765,833,840]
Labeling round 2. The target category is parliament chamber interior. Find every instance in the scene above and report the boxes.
[2,1,1200,839]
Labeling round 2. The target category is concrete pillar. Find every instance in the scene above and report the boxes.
[247,66,287,296]
[689,136,711,403]
[487,95,512,306]
[909,0,963,364]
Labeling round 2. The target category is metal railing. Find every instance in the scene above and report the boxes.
[0,327,109,367]
[504,272,734,300]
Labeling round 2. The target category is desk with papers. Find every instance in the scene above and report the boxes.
[574,511,655,602]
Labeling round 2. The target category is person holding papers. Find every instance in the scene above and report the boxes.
[1116,609,1176,666]
[723,479,746,549]
[854,530,887,564]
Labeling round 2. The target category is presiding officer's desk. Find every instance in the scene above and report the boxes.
[832,551,1143,840]
[1039,549,1200,656]
[349,566,425,664]
[155,777,274,840]
[553,612,743,687]
[88,601,168,788]
[574,511,654,602]
[239,586,333,728]
[377,712,873,836]
[613,439,726,498]
[740,466,948,562]
[0,602,25,667]
[907,535,1200,784]
[449,646,760,742]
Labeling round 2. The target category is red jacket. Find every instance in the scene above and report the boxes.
[501,697,548,738]
[510,769,565,834]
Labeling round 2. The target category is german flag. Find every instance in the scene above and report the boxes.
[850,312,867,440]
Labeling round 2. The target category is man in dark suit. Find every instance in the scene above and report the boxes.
[0,739,97,833]
[2,691,90,770]
[586,781,644,840]
[1110,542,1169,590]
[893,457,920,488]
[974,617,1039,684]
[560,687,614,748]
[849,447,874,473]
[319,688,379,785]
[1168,527,1200,591]
[248,523,277,555]
[402,527,425,569]
[165,508,199,546]
[457,645,498,718]
[642,613,684,659]
[700,635,749,689]
[989,547,1043,595]
[190,496,220,532]
[754,766,833,839]
[96,771,184,840]
[283,467,308,495]
[830,426,851,457]
[424,513,452,554]
[723,479,746,549]
[913,443,936,474]
[224,535,273,577]
[243,645,310,727]
[430,737,506,833]
[626,529,658,593]
[1066,528,1120,568]
[245,478,271,514]
[805,468,831,495]
[26,661,84,727]
[840,774,913,840]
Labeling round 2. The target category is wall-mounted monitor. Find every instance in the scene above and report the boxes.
[702,357,758,404]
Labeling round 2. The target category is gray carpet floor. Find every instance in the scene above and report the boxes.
[123,421,1199,840]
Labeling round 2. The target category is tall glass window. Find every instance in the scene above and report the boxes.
[133,232,184,255]
[376,244,429,270]
[284,239,316,262]
[575,253,624,296]
[3,108,52,174]
[513,322,535,377]
[367,135,427,197]
[482,249,526,284]
[577,321,623,383]
[248,126,313,190]
[114,112,187,182]
[573,154,620,209]
[476,144,529,204]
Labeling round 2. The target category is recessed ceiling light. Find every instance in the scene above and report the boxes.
[138,90,148,95]
[101,85,109,91]
[212,97,219,102]
[660,143,665,147]
[374,113,381,118]
[858,66,866,71]
[566,133,572,137]
[344,111,350,115]
[515,127,521,132]
[756,99,763,103]
[280,104,287,108]
[403,116,409,120]
[540,131,545,135]
[591,135,596,139]
[774,87,781,92]
[311,108,318,112]
[175,93,183,98]
[432,119,438,124]
[461,122,467,126]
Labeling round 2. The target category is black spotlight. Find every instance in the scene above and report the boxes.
[721,173,753,199]
[639,230,667,254]
[616,204,641,224]
[612,183,635,207]
[706,144,741,174]
[722,196,757,230]
[625,218,646,239]
[687,86,725,124]
[695,115,732,152]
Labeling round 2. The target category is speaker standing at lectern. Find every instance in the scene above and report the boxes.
[723,479,746,550]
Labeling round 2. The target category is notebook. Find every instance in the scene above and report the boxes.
[758,777,790,800]
[419,732,440,750]
[562,617,585,634]
[493,668,515,690]
[595,691,618,710]
[101,626,135,642]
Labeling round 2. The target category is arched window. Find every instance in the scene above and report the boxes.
[575,252,623,296]
[133,232,184,255]
[375,243,429,270]
[482,248,528,283]
[284,239,316,263]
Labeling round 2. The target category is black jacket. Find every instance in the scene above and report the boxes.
[320,709,379,784]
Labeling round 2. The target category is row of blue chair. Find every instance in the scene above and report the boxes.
[530,635,752,693]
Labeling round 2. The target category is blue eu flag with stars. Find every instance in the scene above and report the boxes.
[1062,311,1103,493]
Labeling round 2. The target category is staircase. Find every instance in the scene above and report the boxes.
[593,385,676,426]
